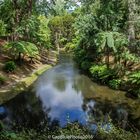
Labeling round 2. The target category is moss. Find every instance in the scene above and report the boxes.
[0,75,7,85]
[21,65,52,86]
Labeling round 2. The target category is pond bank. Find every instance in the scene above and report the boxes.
[0,65,52,104]
[0,50,58,104]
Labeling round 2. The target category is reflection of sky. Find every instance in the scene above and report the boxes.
[36,78,86,126]
[36,63,90,127]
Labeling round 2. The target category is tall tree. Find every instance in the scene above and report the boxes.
[128,0,136,41]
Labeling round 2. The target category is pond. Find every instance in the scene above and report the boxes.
[1,53,140,132]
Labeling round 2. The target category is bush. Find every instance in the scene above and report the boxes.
[4,41,39,60]
[0,75,7,85]
[4,61,16,72]
[97,122,139,140]
[108,79,122,89]
[74,48,87,66]
[65,42,76,52]
[89,65,117,84]
[80,60,92,71]
[128,71,140,85]
[127,71,140,97]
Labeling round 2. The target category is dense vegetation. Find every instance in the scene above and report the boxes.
[0,0,140,139]
[0,121,139,140]
[72,0,140,98]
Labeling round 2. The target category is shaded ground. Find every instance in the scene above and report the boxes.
[0,50,57,88]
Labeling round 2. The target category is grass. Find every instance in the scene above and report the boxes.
[0,75,7,85]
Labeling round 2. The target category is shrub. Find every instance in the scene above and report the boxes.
[90,65,117,84]
[108,79,122,89]
[128,71,140,85]
[80,60,92,71]
[0,75,7,85]
[4,61,16,72]
[127,71,140,97]
[97,122,139,140]
[74,48,87,66]
[4,41,39,60]
[65,42,76,52]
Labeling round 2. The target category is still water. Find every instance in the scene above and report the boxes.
[1,53,140,131]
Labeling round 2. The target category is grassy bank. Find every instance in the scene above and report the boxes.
[0,64,52,104]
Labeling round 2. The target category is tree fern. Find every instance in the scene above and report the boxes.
[4,41,39,59]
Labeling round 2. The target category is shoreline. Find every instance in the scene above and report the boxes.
[0,50,58,104]
[0,64,52,104]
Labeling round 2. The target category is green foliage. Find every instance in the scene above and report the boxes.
[128,71,140,85]
[72,0,140,99]
[110,70,140,97]
[96,32,128,52]
[60,37,67,45]
[126,71,140,97]
[49,14,75,49]
[0,0,53,55]
[108,79,122,89]
[65,42,75,52]
[65,36,80,52]
[52,0,67,16]
[80,60,92,71]
[4,41,39,59]
[74,48,87,65]
[4,61,16,72]
[36,15,51,49]
[0,75,7,85]
[74,0,127,47]
[97,123,139,140]
[96,32,116,53]
[0,121,4,131]
[90,64,107,79]
[0,122,139,140]
[90,65,117,83]
[96,32,131,68]
[121,51,139,64]
[0,123,91,140]
[0,20,6,36]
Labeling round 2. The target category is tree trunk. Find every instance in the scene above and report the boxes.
[105,41,110,69]
[18,52,22,64]
[12,0,20,41]
[55,32,60,53]
[106,48,110,69]
[128,0,136,41]
[28,0,33,16]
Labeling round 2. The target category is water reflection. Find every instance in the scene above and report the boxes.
[1,53,140,131]
[35,62,89,127]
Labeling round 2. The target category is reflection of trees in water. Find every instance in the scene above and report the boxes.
[73,75,94,96]
[53,75,67,92]
[83,99,131,130]
[72,75,81,93]
[72,75,89,94]
[4,91,48,130]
